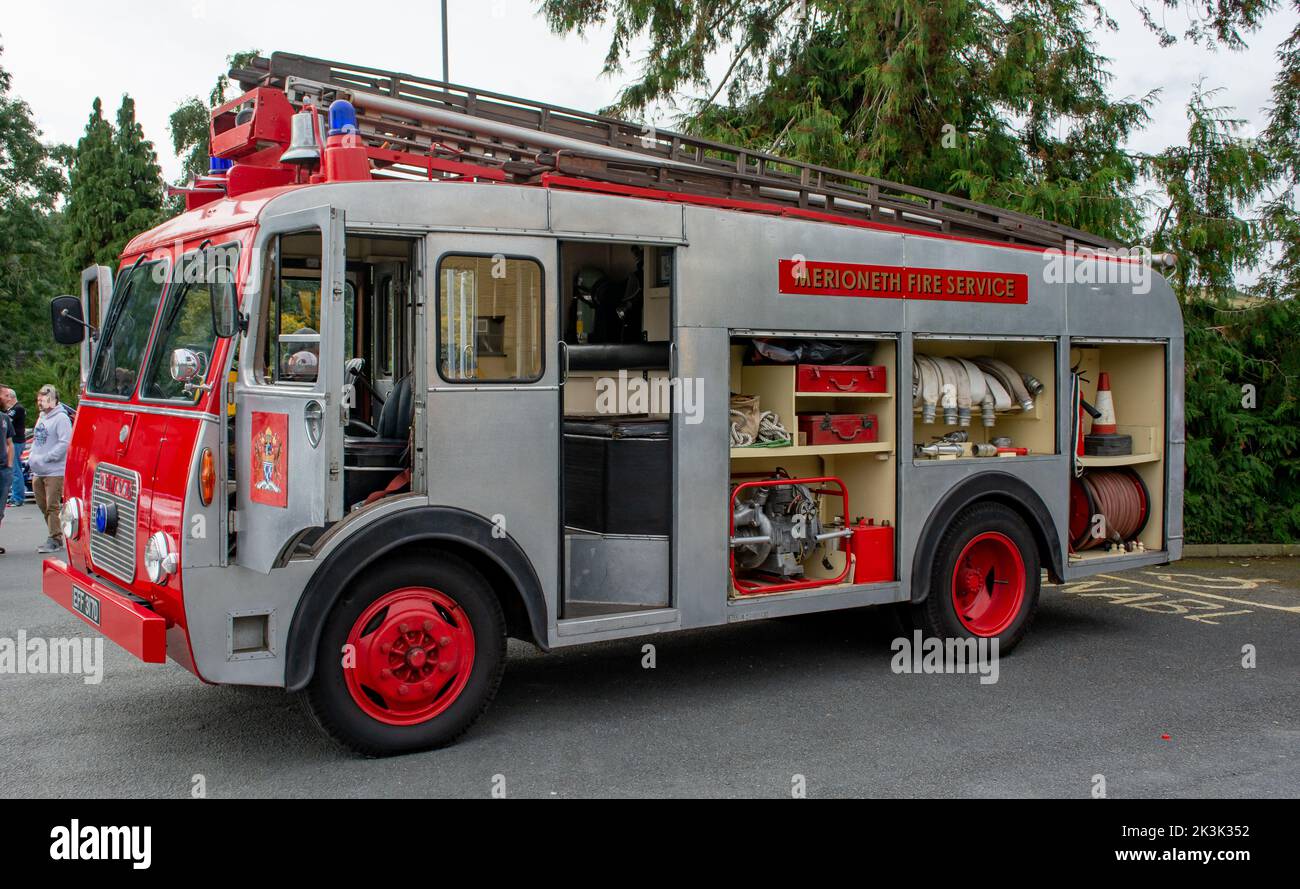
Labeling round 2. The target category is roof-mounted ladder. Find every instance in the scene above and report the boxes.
[230,51,1119,251]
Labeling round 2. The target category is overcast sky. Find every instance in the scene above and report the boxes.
[3,0,1297,185]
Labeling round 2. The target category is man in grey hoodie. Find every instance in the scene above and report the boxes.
[30,384,72,554]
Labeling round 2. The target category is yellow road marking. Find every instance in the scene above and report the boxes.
[1096,574,1300,614]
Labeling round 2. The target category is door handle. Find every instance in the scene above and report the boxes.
[558,341,569,385]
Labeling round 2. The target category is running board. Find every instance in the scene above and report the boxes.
[553,607,680,644]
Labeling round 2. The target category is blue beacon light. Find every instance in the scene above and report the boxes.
[328,100,358,136]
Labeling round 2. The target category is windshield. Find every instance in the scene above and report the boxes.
[141,243,240,401]
[87,259,168,397]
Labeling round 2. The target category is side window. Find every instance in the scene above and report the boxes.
[437,254,542,382]
[258,232,323,385]
[142,244,240,401]
[376,273,395,377]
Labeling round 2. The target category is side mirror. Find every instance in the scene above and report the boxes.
[211,278,238,339]
[51,295,87,345]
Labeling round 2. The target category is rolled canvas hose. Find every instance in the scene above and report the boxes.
[957,357,996,427]
[934,357,961,425]
[985,374,1014,411]
[946,358,973,426]
[914,355,940,423]
[974,356,1034,412]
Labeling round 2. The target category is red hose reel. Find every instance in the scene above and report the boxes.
[1068,467,1151,552]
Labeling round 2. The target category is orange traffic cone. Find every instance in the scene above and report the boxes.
[1091,372,1117,435]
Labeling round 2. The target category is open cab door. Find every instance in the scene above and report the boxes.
[78,265,113,384]
[233,206,347,573]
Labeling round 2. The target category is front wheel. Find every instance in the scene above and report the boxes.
[912,501,1040,653]
[304,553,506,756]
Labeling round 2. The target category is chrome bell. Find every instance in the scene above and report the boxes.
[280,111,322,165]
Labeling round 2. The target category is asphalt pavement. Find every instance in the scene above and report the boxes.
[1,503,1295,798]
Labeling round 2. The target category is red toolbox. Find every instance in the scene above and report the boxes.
[796,364,887,394]
[797,412,878,445]
[850,519,895,584]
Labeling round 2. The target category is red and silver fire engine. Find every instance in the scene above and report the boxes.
[43,53,1183,754]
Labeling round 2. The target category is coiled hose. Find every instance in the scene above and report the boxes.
[1073,469,1148,550]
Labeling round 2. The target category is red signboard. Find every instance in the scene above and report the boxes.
[250,411,289,508]
[778,260,1028,304]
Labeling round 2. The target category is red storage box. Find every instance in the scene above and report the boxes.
[796,364,887,394]
[797,412,878,445]
[851,519,894,584]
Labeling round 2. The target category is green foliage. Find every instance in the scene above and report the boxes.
[541,0,1151,241]
[62,94,165,282]
[1143,83,1275,297]
[1183,298,1300,542]
[0,41,73,409]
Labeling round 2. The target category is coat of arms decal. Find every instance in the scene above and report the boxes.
[249,411,289,507]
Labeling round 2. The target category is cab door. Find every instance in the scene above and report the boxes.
[424,235,559,612]
[234,206,347,573]
[78,264,113,385]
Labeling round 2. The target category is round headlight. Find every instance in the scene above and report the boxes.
[60,498,82,540]
[143,531,178,584]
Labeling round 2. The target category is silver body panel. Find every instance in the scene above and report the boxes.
[177,180,1183,685]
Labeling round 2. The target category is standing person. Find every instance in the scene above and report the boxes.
[0,403,13,555]
[1,387,27,506]
[29,384,72,554]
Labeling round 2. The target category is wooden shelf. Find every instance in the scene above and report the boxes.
[730,441,893,459]
[798,391,891,399]
[1078,452,1159,467]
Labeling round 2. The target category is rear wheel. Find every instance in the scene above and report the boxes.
[912,501,1040,653]
[304,553,506,756]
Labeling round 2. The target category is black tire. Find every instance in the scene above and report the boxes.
[303,552,506,756]
[911,501,1040,653]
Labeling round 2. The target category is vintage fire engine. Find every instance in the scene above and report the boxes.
[43,53,1184,754]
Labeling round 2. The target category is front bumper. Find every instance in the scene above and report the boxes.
[42,559,167,663]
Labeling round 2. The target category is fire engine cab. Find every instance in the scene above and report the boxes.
[42,53,1184,755]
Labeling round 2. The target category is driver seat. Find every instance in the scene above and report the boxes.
[344,374,412,505]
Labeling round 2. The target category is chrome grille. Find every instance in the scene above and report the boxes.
[89,464,139,583]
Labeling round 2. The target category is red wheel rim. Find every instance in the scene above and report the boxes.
[344,587,476,726]
[950,531,1026,636]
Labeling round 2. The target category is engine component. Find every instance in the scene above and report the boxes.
[729,473,852,594]
[732,477,823,576]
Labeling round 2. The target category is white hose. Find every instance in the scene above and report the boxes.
[914,355,941,423]
[957,358,996,427]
